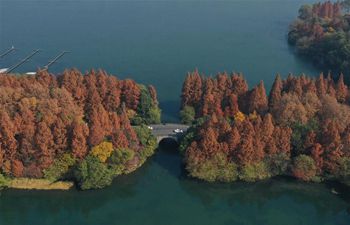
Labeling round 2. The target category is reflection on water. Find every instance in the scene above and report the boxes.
[0,148,349,225]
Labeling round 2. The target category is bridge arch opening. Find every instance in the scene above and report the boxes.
[158,137,179,152]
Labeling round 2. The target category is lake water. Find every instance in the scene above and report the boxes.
[0,0,349,224]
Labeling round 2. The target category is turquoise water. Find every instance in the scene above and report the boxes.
[0,1,349,224]
[0,149,349,225]
[0,0,319,121]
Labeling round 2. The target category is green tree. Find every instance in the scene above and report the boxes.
[133,85,161,125]
[239,162,271,182]
[338,157,350,186]
[180,106,195,125]
[0,173,9,190]
[291,119,319,155]
[44,154,76,182]
[186,152,238,182]
[134,125,157,160]
[108,148,136,175]
[265,153,290,176]
[291,155,317,181]
[75,155,114,190]
[147,107,161,124]
[298,4,313,20]
[178,118,205,154]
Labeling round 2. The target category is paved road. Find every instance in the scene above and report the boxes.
[150,123,189,138]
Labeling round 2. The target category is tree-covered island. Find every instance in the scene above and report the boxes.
[179,70,350,186]
[0,69,160,190]
[288,1,350,82]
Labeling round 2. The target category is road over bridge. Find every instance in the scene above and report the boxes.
[150,123,190,143]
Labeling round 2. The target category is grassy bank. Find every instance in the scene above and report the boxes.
[8,178,74,190]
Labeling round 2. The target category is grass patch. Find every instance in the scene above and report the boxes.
[8,178,74,190]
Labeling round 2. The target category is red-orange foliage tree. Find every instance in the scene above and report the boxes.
[181,70,350,183]
[0,69,159,179]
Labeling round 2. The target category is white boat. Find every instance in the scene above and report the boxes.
[331,188,339,195]
[25,72,36,75]
[0,68,8,73]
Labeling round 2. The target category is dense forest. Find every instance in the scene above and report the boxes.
[288,1,350,82]
[0,69,160,190]
[180,70,350,185]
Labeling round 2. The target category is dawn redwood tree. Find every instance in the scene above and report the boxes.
[336,74,347,103]
[247,81,268,114]
[59,69,87,107]
[71,120,89,160]
[322,120,343,173]
[227,126,240,155]
[51,118,68,155]
[199,127,221,158]
[201,79,216,116]
[34,121,55,169]
[104,76,121,112]
[112,130,129,149]
[231,74,248,96]
[88,108,105,147]
[316,74,327,96]
[96,70,109,102]
[303,131,317,151]
[11,159,24,177]
[260,113,277,154]
[273,126,292,156]
[121,79,140,110]
[0,111,17,174]
[310,143,324,174]
[224,93,239,117]
[148,85,158,104]
[269,75,282,109]
[236,120,255,165]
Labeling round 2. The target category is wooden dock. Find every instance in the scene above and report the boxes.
[0,46,15,59]
[44,51,69,70]
[6,49,40,73]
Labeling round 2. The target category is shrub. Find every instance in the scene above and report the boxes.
[291,154,317,181]
[75,155,114,190]
[338,157,350,186]
[108,148,135,165]
[239,162,271,182]
[234,111,245,122]
[0,173,9,189]
[291,119,319,155]
[147,107,161,124]
[134,125,157,160]
[107,148,136,175]
[187,152,238,182]
[178,119,205,154]
[90,141,114,163]
[44,154,76,181]
[180,106,195,125]
[265,153,290,176]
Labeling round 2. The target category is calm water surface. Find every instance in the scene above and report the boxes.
[0,1,349,224]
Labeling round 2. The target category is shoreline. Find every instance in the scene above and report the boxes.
[7,178,74,191]
[4,156,149,191]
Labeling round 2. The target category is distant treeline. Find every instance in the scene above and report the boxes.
[180,70,350,185]
[288,1,350,82]
[0,69,160,190]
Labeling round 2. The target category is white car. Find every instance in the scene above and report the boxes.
[173,129,183,133]
[147,126,153,130]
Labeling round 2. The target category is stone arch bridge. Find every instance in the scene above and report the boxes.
[149,124,189,143]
